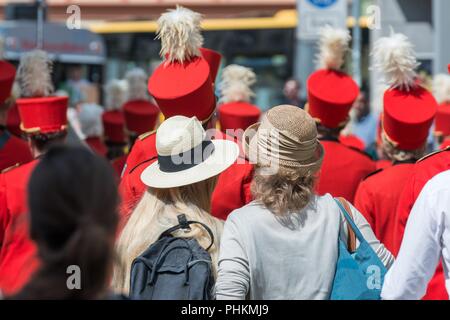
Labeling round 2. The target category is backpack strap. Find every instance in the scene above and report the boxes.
[159,214,215,251]
[336,198,357,253]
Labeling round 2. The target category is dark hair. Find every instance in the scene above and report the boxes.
[15,145,119,300]
[29,131,68,153]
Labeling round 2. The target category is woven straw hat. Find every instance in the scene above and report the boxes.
[243,105,324,173]
[141,116,239,188]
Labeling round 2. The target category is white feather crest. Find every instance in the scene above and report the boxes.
[372,32,419,91]
[78,103,104,138]
[433,74,450,104]
[156,5,204,63]
[125,68,149,101]
[17,50,54,98]
[220,65,256,103]
[316,25,351,71]
[104,79,127,111]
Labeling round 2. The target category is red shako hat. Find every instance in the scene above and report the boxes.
[123,100,159,135]
[218,64,261,131]
[15,50,68,134]
[200,47,222,83]
[123,68,160,135]
[0,61,16,105]
[307,26,359,129]
[374,32,437,151]
[18,96,68,134]
[102,110,126,144]
[148,6,215,123]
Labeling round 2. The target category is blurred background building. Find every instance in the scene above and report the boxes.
[0,0,449,112]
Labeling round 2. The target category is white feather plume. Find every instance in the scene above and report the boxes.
[372,32,419,91]
[78,103,104,138]
[104,79,127,111]
[125,68,149,101]
[433,74,450,104]
[17,50,54,98]
[316,25,351,71]
[220,64,256,103]
[156,5,204,63]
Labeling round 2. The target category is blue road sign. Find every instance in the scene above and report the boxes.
[307,0,338,9]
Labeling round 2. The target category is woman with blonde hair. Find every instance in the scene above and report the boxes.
[215,105,394,300]
[113,115,239,295]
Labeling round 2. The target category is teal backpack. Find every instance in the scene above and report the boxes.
[330,198,387,300]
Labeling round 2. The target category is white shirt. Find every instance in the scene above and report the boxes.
[381,170,450,300]
[216,194,394,300]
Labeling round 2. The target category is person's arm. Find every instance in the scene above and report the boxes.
[215,213,250,300]
[346,202,395,269]
[381,187,444,300]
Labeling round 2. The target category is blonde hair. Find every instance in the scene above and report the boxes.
[112,176,222,294]
[251,166,317,216]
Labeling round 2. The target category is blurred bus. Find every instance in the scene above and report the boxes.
[88,10,370,111]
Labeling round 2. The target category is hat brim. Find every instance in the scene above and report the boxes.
[242,122,324,173]
[141,139,240,189]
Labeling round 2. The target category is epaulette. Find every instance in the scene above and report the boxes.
[138,129,156,141]
[418,146,450,163]
[1,163,21,174]
[363,168,384,181]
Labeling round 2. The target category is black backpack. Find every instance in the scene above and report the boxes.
[129,214,215,300]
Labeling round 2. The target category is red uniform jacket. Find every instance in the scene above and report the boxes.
[0,130,33,172]
[316,139,376,203]
[112,154,128,179]
[354,161,414,255]
[395,147,450,300]
[119,130,254,227]
[0,160,39,296]
[85,136,108,158]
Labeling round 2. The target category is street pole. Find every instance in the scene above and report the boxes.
[36,0,45,49]
[352,0,362,87]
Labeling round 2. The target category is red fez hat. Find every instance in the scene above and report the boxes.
[123,100,160,135]
[435,103,450,137]
[383,86,437,150]
[17,96,68,134]
[218,102,261,132]
[200,47,222,83]
[102,110,126,144]
[307,70,359,128]
[6,103,23,136]
[0,61,16,105]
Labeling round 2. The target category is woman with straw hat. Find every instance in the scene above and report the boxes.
[113,115,239,294]
[215,105,394,300]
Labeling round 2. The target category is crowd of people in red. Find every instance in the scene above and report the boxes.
[0,6,450,300]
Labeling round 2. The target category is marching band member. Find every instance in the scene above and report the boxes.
[393,64,450,300]
[306,26,375,202]
[119,6,254,224]
[354,32,437,254]
[78,102,107,157]
[0,50,69,296]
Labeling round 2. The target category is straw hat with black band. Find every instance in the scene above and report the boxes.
[141,116,239,189]
[243,105,324,175]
